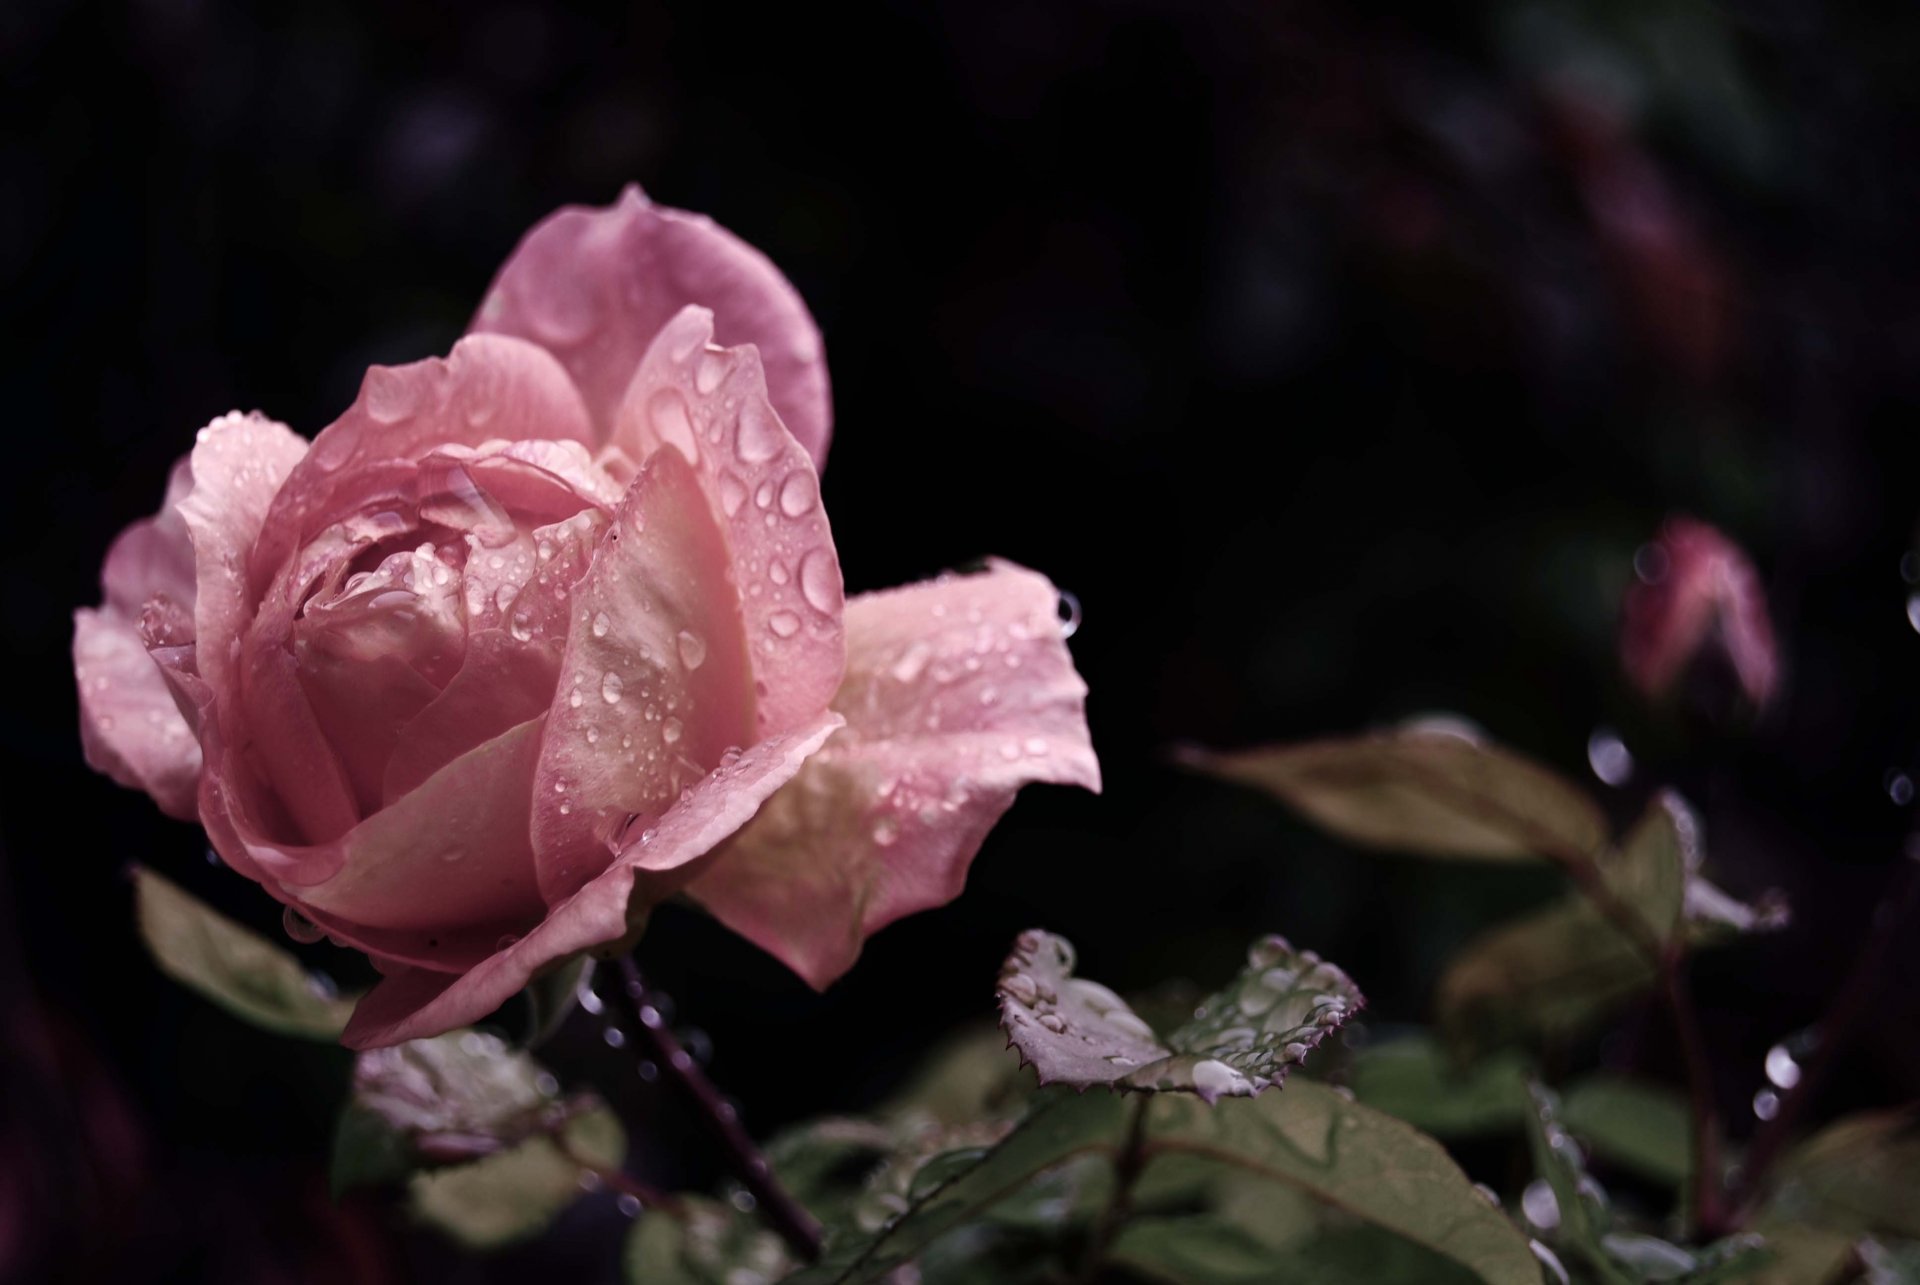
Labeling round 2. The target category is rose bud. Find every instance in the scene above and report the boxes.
[1621,516,1778,714]
[73,187,1099,1048]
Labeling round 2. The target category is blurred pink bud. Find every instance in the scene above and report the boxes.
[1622,517,1778,712]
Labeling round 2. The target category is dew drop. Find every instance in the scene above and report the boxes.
[1587,728,1635,787]
[363,367,419,424]
[890,641,931,683]
[1057,590,1082,638]
[509,612,533,643]
[1753,1087,1780,1120]
[1521,1180,1560,1231]
[568,686,584,709]
[591,611,612,638]
[601,671,625,704]
[768,610,801,638]
[282,906,325,945]
[1001,972,1039,1005]
[734,398,783,463]
[1764,1042,1802,1090]
[799,547,839,614]
[778,470,818,517]
[676,629,707,670]
[662,716,683,744]
[871,816,899,847]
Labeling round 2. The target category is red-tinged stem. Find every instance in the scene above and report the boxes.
[604,955,822,1261]
[1726,848,1920,1222]
[1662,952,1726,1237]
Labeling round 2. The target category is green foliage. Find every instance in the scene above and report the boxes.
[1561,1076,1693,1190]
[1183,719,1609,865]
[1768,1109,1920,1241]
[132,865,356,1039]
[624,1196,795,1284]
[998,930,1363,1101]
[332,1029,626,1248]
[1347,1035,1530,1137]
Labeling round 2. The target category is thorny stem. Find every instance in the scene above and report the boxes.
[1662,953,1726,1237]
[1078,1095,1152,1283]
[603,955,823,1262]
[1726,847,1920,1222]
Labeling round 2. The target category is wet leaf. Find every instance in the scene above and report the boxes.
[998,930,1363,1101]
[521,956,593,1048]
[1182,720,1608,865]
[1562,1076,1694,1189]
[1770,1109,1920,1240]
[1347,1035,1531,1137]
[332,1029,624,1247]
[132,865,355,1040]
[1521,1081,1632,1285]
[409,1105,623,1248]
[623,1195,794,1284]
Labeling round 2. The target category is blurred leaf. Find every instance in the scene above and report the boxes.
[998,929,1363,1101]
[623,1196,794,1284]
[879,1023,1035,1128]
[132,865,356,1040]
[409,1105,623,1248]
[331,1030,624,1247]
[1110,1218,1485,1284]
[1437,795,1778,1055]
[1860,1239,1920,1284]
[521,956,592,1049]
[1347,1034,1531,1136]
[1743,1218,1858,1285]
[1770,1109,1920,1240]
[767,1117,906,1228]
[1562,1075,1693,1189]
[791,1089,1128,1284]
[1182,720,1608,864]
[1522,1081,1630,1283]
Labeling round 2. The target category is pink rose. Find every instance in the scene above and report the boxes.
[74,187,1099,1049]
[1621,516,1778,712]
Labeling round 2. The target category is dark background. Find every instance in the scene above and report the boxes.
[7,1,1920,1280]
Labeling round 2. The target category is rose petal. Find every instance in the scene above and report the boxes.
[249,334,592,598]
[469,185,832,468]
[101,456,196,616]
[289,718,547,940]
[530,448,759,902]
[175,411,310,713]
[340,711,843,1049]
[686,561,1100,989]
[611,305,845,738]
[72,608,202,819]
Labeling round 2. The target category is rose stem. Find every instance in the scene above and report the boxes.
[1725,845,1920,1222]
[1077,1094,1152,1283]
[605,955,823,1261]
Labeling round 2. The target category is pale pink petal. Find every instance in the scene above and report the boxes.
[175,412,310,711]
[72,608,201,819]
[611,306,845,737]
[289,718,547,939]
[340,711,843,1049]
[686,561,1100,989]
[529,449,759,902]
[469,185,832,468]
[249,334,592,598]
[101,457,197,616]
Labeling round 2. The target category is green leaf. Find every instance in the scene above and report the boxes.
[623,1196,795,1284]
[766,1117,909,1228]
[1521,1081,1633,1285]
[409,1105,624,1248]
[521,956,593,1049]
[1437,796,1781,1055]
[1561,1076,1694,1189]
[998,930,1364,1101]
[879,1023,1037,1128]
[132,865,356,1040]
[1347,1035,1531,1137]
[1144,1083,1542,1285]
[1182,719,1609,864]
[333,1030,626,1248]
[1770,1109,1920,1240]
[797,1079,1541,1285]
[1743,1217,1859,1285]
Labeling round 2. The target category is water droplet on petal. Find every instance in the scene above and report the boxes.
[591,611,612,638]
[509,612,533,643]
[569,686,584,709]
[1753,1087,1780,1119]
[363,367,419,424]
[282,906,325,945]
[871,817,899,847]
[890,641,931,683]
[778,470,817,518]
[799,547,838,615]
[718,471,747,517]
[676,629,707,670]
[695,348,727,394]
[601,671,625,704]
[768,611,801,638]
[662,716,683,744]
[1765,1042,1802,1090]
[734,398,783,464]
[1057,590,1082,638]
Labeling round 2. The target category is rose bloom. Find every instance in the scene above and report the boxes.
[73,188,1099,1048]
[1621,516,1777,712]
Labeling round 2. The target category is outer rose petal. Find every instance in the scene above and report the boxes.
[685,561,1100,989]
[248,334,593,598]
[531,447,760,902]
[470,185,832,469]
[72,608,201,818]
[340,711,844,1049]
[75,457,203,818]
[612,305,845,737]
